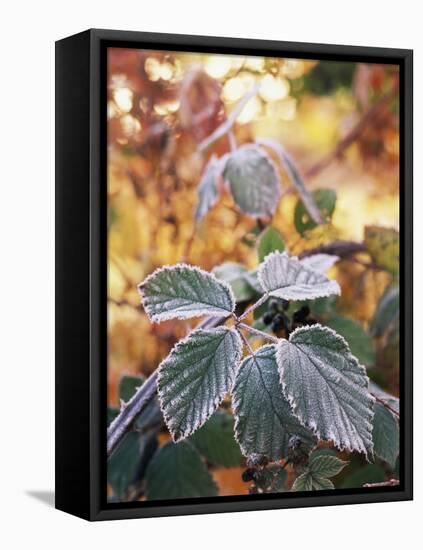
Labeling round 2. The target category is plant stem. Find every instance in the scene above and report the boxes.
[363,479,399,488]
[372,394,400,418]
[198,82,260,153]
[107,371,158,457]
[238,322,279,344]
[237,293,269,322]
[238,328,256,356]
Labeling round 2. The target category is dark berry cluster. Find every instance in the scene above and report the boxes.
[241,454,270,494]
[262,300,317,336]
[262,299,290,335]
[241,454,289,494]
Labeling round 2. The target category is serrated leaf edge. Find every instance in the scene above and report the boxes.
[277,323,375,458]
[157,326,243,442]
[257,251,341,299]
[138,263,236,323]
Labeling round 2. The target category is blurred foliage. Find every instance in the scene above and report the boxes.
[107,47,400,502]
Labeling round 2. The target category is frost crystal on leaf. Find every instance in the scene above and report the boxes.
[258,251,340,301]
[138,264,235,322]
[223,144,281,218]
[195,155,226,222]
[276,324,375,458]
[300,254,339,273]
[157,327,242,441]
[232,344,315,461]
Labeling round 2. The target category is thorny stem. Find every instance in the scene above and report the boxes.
[238,292,269,322]
[238,322,279,344]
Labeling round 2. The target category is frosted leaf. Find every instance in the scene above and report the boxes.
[138,264,235,322]
[300,254,339,273]
[195,154,225,222]
[232,344,315,461]
[277,324,375,457]
[258,251,340,301]
[157,327,242,441]
[189,411,243,467]
[372,403,399,467]
[223,144,281,218]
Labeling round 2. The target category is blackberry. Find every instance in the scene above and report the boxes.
[263,311,275,326]
[271,314,284,332]
[242,468,255,483]
[292,305,310,324]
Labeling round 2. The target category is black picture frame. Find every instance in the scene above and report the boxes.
[55,28,413,521]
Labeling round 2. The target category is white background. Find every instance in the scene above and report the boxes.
[1,0,420,547]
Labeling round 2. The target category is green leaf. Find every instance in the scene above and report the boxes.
[212,262,257,302]
[190,411,243,467]
[370,284,399,337]
[145,441,217,500]
[311,476,335,490]
[257,226,285,263]
[291,452,347,492]
[232,344,315,461]
[364,225,399,276]
[294,189,336,235]
[158,327,242,441]
[292,451,347,492]
[292,472,314,491]
[326,316,376,366]
[223,144,281,218]
[277,325,375,457]
[119,375,145,403]
[309,453,348,478]
[372,403,399,468]
[139,264,235,322]
[107,432,142,499]
[195,155,224,222]
[258,251,340,301]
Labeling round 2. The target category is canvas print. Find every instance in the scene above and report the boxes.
[106,47,400,503]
